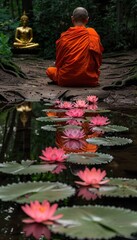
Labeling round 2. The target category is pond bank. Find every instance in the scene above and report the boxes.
[0,50,137,109]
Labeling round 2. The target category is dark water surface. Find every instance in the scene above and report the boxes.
[0,102,137,240]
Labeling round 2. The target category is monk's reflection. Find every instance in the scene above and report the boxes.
[56,129,98,154]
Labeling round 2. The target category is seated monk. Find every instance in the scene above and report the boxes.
[46,7,104,87]
[13,12,39,49]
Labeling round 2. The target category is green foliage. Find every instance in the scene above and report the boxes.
[32,0,137,58]
[0,7,19,44]
[0,33,12,59]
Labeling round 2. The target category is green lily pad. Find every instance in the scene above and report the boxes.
[85,109,111,113]
[58,125,82,130]
[0,161,57,175]
[99,178,137,197]
[86,137,132,146]
[42,108,66,113]
[36,117,71,122]
[52,205,137,239]
[92,125,129,133]
[67,152,113,165]
[41,125,57,131]
[0,181,75,203]
[44,103,54,107]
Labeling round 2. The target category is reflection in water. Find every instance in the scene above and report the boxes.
[23,223,51,239]
[77,187,100,201]
[52,163,67,174]
[56,130,98,153]
[0,102,137,240]
[16,102,32,127]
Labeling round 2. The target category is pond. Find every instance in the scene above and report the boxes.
[0,99,137,240]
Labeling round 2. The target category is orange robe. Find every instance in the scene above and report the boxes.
[46,26,103,87]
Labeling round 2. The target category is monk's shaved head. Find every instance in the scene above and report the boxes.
[72,7,88,22]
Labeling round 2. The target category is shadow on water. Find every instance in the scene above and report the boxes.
[0,101,137,240]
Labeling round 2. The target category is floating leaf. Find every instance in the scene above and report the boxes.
[0,181,75,203]
[58,125,82,130]
[85,109,111,113]
[52,205,137,239]
[67,152,113,165]
[36,117,71,122]
[99,178,137,197]
[41,125,57,131]
[92,125,129,133]
[86,137,132,146]
[0,160,57,175]
[42,109,66,113]
[44,103,54,107]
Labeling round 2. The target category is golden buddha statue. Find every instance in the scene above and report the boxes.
[13,12,39,49]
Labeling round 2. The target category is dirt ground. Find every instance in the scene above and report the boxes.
[0,49,137,109]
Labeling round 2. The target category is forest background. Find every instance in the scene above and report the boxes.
[0,0,137,60]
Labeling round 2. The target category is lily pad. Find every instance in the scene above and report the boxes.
[67,152,113,165]
[85,109,111,113]
[92,125,129,133]
[42,109,66,113]
[86,136,132,146]
[99,178,137,197]
[58,125,82,130]
[44,103,54,107]
[0,160,57,175]
[52,205,137,239]
[36,117,71,122]
[41,125,57,131]
[0,181,75,203]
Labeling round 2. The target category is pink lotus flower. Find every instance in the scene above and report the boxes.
[23,223,51,240]
[39,147,67,163]
[63,129,85,140]
[87,104,98,111]
[75,167,109,188]
[87,95,98,103]
[65,109,84,118]
[89,115,110,127]
[58,101,73,109]
[66,119,82,126]
[74,100,88,108]
[21,200,63,224]
[55,99,61,105]
[64,139,86,150]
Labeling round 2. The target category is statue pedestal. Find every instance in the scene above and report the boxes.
[12,47,40,55]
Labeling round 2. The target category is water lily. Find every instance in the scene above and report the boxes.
[63,129,85,140]
[75,167,109,188]
[55,99,61,105]
[65,108,84,118]
[89,115,110,127]
[21,200,63,224]
[74,100,88,108]
[58,101,73,109]
[23,223,51,240]
[39,147,67,163]
[86,95,98,103]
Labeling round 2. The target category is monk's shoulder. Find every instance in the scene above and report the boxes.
[87,27,100,37]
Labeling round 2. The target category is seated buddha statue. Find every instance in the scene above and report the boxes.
[13,12,39,49]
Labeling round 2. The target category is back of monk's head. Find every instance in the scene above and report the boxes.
[72,7,89,23]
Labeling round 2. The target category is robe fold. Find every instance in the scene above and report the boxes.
[46,26,103,87]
